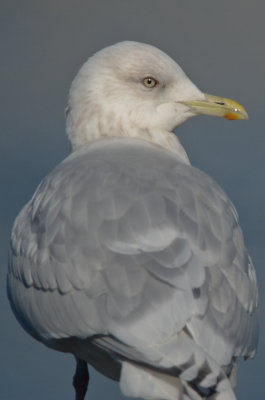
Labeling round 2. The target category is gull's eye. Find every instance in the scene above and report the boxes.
[143,77,158,88]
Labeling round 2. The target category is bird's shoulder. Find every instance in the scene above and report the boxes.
[8,138,258,360]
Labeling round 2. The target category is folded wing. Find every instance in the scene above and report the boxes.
[7,139,258,391]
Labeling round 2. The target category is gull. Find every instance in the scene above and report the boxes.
[7,41,258,400]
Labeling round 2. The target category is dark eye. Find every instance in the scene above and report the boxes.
[143,77,158,88]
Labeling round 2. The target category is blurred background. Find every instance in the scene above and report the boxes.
[1,1,264,399]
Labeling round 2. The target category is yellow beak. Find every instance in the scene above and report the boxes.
[182,93,248,120]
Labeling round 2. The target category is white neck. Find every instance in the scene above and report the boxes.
[66,104,190,164]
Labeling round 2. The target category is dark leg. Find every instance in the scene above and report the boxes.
[73,359,89,400]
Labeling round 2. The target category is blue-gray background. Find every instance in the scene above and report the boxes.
[1,1,264,399]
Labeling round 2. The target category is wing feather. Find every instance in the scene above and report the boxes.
[7,138,258,384]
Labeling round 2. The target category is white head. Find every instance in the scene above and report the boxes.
[66,41,247,159]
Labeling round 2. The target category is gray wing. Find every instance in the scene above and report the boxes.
[8,139,258,387]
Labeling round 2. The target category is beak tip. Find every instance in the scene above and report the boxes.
[224,110,248,121]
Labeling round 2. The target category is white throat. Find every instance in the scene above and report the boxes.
[66,106,190,164]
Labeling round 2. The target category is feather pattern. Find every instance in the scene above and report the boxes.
[7,138,258,399]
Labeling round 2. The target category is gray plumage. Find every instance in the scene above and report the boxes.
[7,42,258,400]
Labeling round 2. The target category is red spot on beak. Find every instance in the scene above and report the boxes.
[224,112,240,120]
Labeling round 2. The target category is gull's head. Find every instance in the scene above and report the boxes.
[66,41,247,153]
